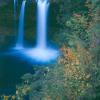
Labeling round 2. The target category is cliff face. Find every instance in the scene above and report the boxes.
[1,0,11,6]
[0,0,7,7]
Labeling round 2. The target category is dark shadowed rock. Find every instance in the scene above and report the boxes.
[0,0,9,7]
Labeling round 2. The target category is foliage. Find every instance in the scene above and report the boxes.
[39,46,91,100]
[15,0,100,100]
[15,46,92,100]
[0,0,100,100]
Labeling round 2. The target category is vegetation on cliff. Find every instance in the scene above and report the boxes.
[0,0,100,100]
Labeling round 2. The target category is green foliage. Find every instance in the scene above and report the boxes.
[14,0,100,100]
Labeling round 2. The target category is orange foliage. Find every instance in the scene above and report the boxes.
[59,45,79,65]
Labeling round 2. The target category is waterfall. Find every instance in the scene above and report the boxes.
[36,0,49,49]
[13,0,59,62]
[14,0,16,18]
[14,0,17,36]
[15,0,26,49]
[23,0,59,62]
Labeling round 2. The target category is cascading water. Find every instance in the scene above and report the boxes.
[13,0,59,62]
[23,0,59,62]
[36,0,49,49]
[14,0,16,18]
[14,0,17,37]
[15,0,26,49]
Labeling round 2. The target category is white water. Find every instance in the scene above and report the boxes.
[14,0,16,17]
[23,0,59,62]
[13,0,59,62]
[15,0,26,49]
[36,0,49,49]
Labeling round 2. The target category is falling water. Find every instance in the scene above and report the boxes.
[14,0,17,37]
[36,0,49,49]
[15,0,26,49]
[23,0,59,62]
[13,0,59,62]
[14,0,16,18]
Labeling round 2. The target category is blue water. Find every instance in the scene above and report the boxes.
[37,0,49,48]
[0,0,59,94]
[23,0,59,62]
[14,0,17,18]
[14,0,17,38]
[0,51,33,94]
[13,0,59,62]
[15,0,26,49]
